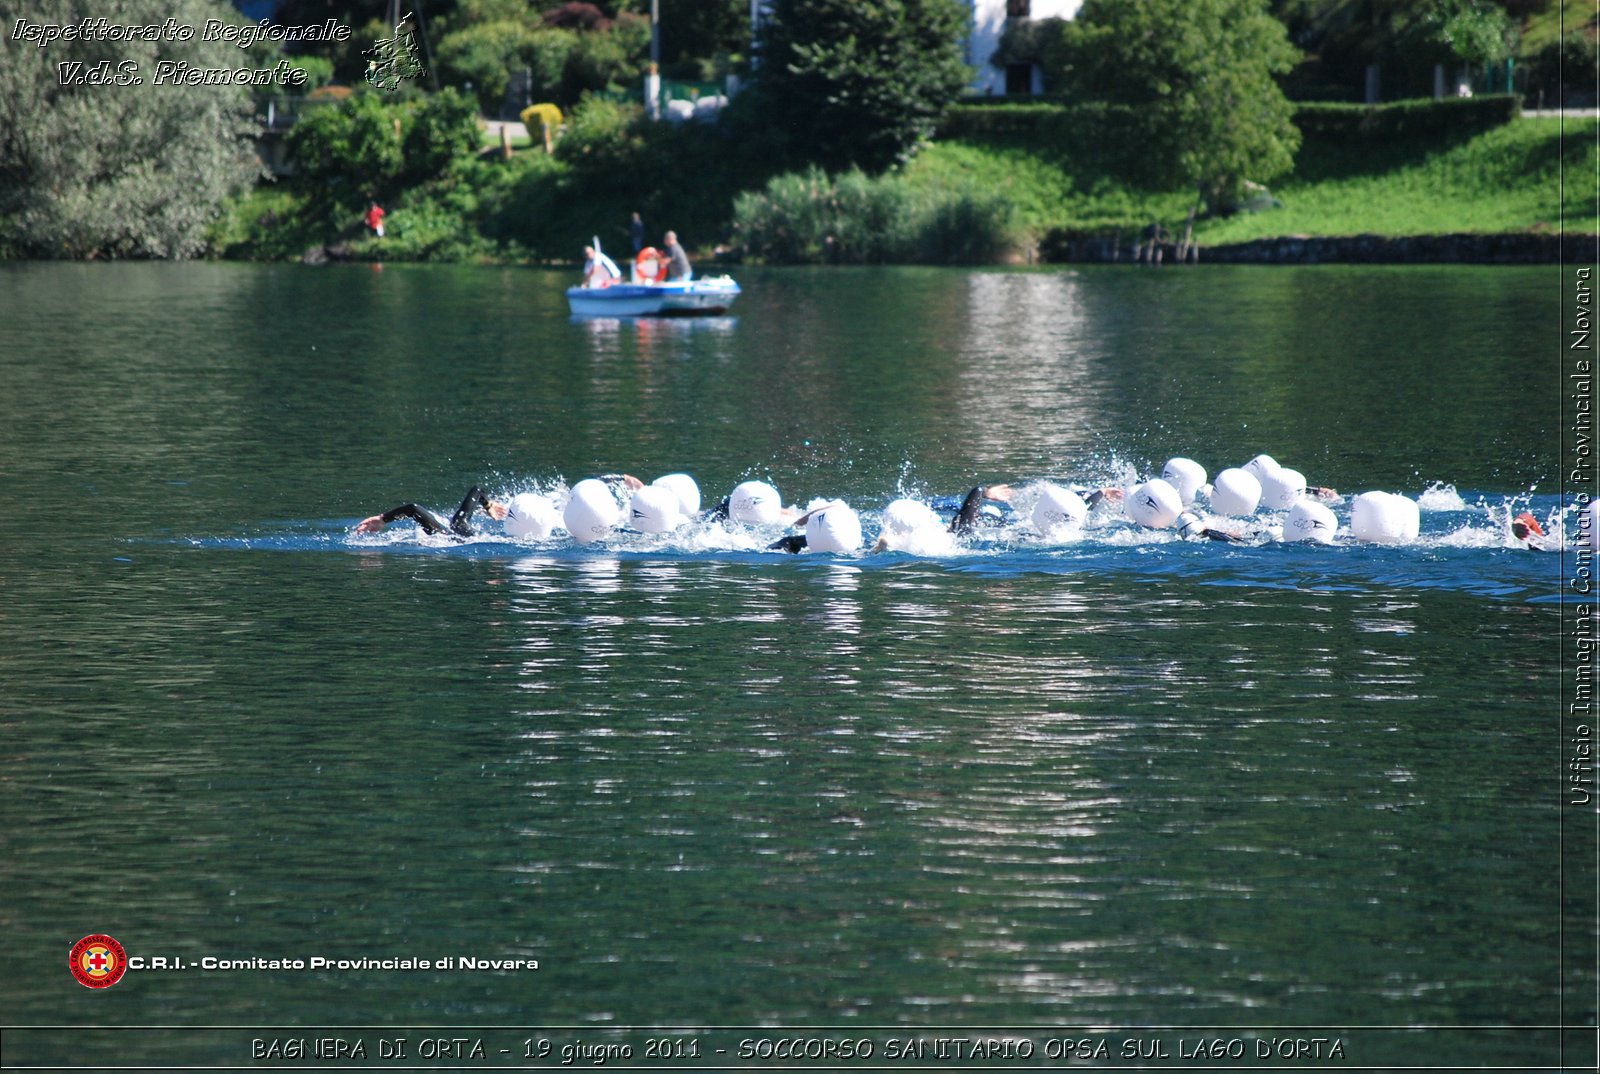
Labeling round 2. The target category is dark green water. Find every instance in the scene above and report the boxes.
[0,262,1587,1070]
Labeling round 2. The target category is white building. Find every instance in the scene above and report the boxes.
[965,0,1081,97]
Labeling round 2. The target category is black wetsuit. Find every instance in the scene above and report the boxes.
[377,486,496,538]
[948,487,1001,535]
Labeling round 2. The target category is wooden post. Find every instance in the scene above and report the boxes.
[501,125,512,160]
[542,121,553,154]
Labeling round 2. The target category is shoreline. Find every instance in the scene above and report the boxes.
[1039,230,1597,265]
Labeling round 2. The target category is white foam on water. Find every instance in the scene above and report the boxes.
[1417,482,1467,512]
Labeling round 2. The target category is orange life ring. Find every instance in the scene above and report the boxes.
[634,247,667,284]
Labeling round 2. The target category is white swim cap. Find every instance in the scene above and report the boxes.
[564,478,623,544]
[1260,466,1307,511]
[1161,458,1207,504]
[503,492,561,540]
[805,500,862,553]
[1284,499,1338,544]
[652,472,701,517]
[628,483,686,533]
[880,498,942,537]
[1126,478,1183,529]
[1244,454,1280,480]
[728,480,783,525]
[1587,499,1600,552]
[1209,468,1262,516]
[1031,483,1087,535]
[1350,491,1415,545]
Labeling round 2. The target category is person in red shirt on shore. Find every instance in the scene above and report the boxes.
[364,201,386,238]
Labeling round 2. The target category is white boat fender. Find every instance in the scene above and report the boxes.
[1032,483,1088,535]
[651,472,701,518]
[805,500,862,553]
[728,480,784,525]
[1209,468,1262,516]
[1350,491,1416,545]
[1285,499,1338,544]
[564,478,624,544]
[1126,478,1183,529]
[628,484,687,533]
[1260,466,1307,511]
[1161,458,1207,505]
[503,492,562,539]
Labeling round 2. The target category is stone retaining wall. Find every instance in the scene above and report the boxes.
[1041,230,1597,265]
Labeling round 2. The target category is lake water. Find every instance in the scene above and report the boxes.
[0,261,1590,1070]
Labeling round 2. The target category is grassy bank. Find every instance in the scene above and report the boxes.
[211,105,1598,265]
[904,113,1598,249]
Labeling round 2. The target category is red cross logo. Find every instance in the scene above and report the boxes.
[70,935,127,989]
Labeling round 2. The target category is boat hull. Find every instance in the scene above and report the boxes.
[567,279,741,318]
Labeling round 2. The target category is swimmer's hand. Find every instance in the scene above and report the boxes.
[356,514,385,533]
[488,500,509,521]
[983,484,1014,503]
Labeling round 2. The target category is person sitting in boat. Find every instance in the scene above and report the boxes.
[356,486,509,538]
[662,230,691,282]
[582,244,621,288]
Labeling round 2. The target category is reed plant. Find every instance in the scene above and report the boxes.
[732,166,1022,264]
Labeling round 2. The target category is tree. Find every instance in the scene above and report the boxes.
[1270,0,1518,99]
[0,0,264,258]
[1045,0,1302,212]
[744,0,971,174]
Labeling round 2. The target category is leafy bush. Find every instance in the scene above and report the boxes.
[521,103,565,132]
[287,89,484,211]
[1293,95,1520,140]
[287,91,406,198]
[1521,35,1599,109]
[435,19,539,113]
[554,96,646,173]
[732,166,1021,264]
[402,89,482,182]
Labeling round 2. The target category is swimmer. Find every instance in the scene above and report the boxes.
[766,498,863,554]
[356,485,508,537]
[1509,510,1558,551]
[704,480,800,526]
[565,473,646,544]
[1175,511,1247,543]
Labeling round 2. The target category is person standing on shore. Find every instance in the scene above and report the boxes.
[365,201,386,238]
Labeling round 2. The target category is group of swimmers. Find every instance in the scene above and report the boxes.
[354,452,1594,555]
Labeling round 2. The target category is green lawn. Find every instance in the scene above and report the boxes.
[908,115,1598,245]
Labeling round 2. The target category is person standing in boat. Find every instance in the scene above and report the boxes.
[629,211,645,254]
[582,244,621,288]
[662,230,692,281]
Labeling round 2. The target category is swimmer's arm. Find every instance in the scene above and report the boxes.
[950,484,1014,533]
[1084,487,1125,510]
[358,503,448,535]
[449,485,508,537]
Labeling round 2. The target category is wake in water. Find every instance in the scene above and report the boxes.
[183,453,1589,604]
